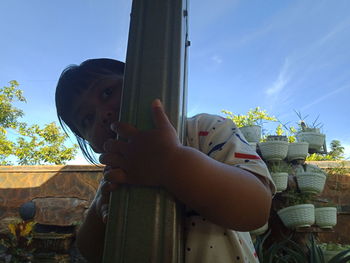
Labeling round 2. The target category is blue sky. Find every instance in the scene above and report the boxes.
[1,0,349,163]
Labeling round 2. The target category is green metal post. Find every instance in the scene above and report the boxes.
[102,0,189,262]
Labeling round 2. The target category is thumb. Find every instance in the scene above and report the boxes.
[151,99,172,129]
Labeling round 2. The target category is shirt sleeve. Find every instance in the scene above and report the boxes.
[186,113,276,195]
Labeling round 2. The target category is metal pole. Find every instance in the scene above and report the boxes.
[102,0,189,262]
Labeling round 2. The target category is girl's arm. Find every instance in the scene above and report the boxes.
[161,146,271,230]
[101,99,273,231]
[76,180,117,262]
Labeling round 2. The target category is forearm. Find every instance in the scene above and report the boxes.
[76,200,106,262]
[163,146,272,231]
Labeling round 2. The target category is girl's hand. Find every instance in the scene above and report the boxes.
[99,99,181,187]
[95,169,119,223]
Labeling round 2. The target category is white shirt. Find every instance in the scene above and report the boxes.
[185,114,276,263]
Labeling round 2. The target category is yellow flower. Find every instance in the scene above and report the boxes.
[8,223,17,237]
[20,221,36,237]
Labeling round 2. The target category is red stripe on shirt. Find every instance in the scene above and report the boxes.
[198,131,209,136]
[235,152,261,159]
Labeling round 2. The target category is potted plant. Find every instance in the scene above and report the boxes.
[268,162,290,193]
[250,222,269,236]
[314,201,337,229]
[296,164,327,194]
[222,107,277,143]
[0,219,36,262]
[287,141,309,161]
[294,111,326,152]
[296,171,327,195]
[319,243,350,263]
[266,124,289,142]
[277,191,315,229]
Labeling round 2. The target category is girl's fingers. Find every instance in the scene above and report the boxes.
[99,152,128,169]
[104,168,126,184]
[101,204,109,224]
[104,168,128,184]
[100,180,118,196]
[103,138,128,153]
[151,99,173,130]
[111,122,138,140]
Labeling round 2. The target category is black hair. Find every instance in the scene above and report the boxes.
[55,58,125,164]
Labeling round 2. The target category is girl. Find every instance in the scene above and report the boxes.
[55,58,276,262]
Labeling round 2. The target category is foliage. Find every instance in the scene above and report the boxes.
[221,107,277,127]
[328,140,345,160]
[326,161,350,177]
[319,243,350,252]
[277,121,297,143]
[254,232,350,263]
[0,220,36,262]
[275,124,284,136]
[0,81,78,165]
[306,140,345,161]
[280,190,315,207]
[268,161,291,173]
[294,110,323,132]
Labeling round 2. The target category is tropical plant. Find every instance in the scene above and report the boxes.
[285,235,350,263]
[268,161,291,173]
[294,110,323,132]
[221,107,277,127]
[280,190,315,207]
[254,232,350,263]
[0,220,36,262]
[277,121,298,143]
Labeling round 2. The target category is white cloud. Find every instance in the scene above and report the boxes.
[318,18,350,46]
[266,58,291,96]
[211,55,223,65]
[300,85,349,111]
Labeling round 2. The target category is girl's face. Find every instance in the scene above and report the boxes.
[71,75,123,153]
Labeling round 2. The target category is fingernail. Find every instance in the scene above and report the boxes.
[110,122,118,131]
[152,99,162,108]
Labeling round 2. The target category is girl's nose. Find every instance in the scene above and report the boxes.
[102,111,114,125]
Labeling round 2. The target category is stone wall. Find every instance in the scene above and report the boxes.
[0,163,349,244]
[0,165,103,228]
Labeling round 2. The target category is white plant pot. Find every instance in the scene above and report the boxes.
[287,142,309,161]
[258,141,289,161]
[271,172,288,193]
[277,204,315,229]
[296,132,325,151]
[315,207,337,228]
[250,222,269,236]
[296,172,327,194]
[239,125,261,143]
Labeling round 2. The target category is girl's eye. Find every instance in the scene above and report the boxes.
[102,88,113,99]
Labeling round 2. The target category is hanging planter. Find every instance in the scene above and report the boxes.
[277,204,315,229]
[296,172,327,194]
[271,172,288,193]
[250,222,269,236]
[287,142,309,161]
[258,141,289,161]
[266,135,288,142]
[296,131,325,152]
[239,125,262,143]
[315,207,337,228]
